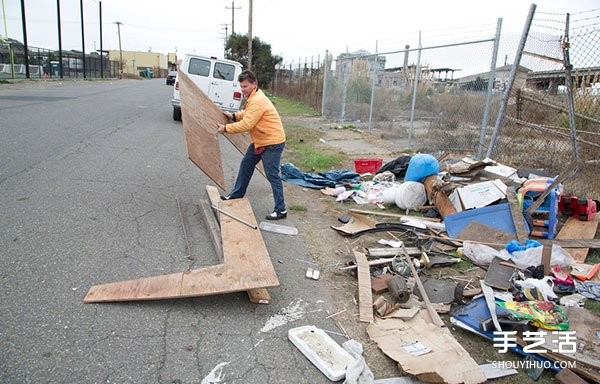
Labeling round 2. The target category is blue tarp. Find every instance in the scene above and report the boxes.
[280,163,360,189]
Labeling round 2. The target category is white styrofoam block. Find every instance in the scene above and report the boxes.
[288,325,354,381]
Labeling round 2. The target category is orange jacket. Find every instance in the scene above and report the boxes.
[226,88,286,147]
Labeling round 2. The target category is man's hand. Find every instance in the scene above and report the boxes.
[223,111,233,121]
[217,124,226,134]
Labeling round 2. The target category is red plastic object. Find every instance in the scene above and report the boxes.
[354,158,383,174]
[558,195,597,221]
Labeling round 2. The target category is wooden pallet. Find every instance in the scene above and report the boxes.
[84,191,279,303]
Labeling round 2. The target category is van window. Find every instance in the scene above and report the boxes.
[188,58,211,77]
[213,62,235,81]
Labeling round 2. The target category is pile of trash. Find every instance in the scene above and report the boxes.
[283,153,600,383]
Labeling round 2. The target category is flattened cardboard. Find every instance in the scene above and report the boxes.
[367,311,485,384]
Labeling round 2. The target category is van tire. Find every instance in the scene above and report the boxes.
[173,107,182,121]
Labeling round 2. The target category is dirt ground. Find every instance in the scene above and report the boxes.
[279,114,592,383]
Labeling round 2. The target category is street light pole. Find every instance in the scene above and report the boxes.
[247,0,252,69]
[79,0,85,78]
[115,21,123,78]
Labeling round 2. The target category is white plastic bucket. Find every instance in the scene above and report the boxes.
[394,181,427,209]
[380,185,402,204]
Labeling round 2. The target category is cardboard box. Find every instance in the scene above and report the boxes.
[449,179,508,212]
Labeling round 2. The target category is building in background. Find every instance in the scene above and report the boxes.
[108,50,176,78]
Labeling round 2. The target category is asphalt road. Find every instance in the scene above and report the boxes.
[0,79,346,383]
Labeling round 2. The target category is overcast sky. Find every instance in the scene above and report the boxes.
[2,0,598,75]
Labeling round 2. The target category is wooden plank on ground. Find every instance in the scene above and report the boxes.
[354,251,374,323]
[84,197,279,303]
[556,215,600,263]
[545,239,600,248]
[507,191,529,243]
[206,185,271,304]
[555,368,587,384]
[198,198,223,262]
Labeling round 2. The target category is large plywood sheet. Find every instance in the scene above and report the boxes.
[84,197,279,303]
[179,71,264,190]
[179,70,226,189]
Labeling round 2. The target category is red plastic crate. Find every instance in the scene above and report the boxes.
[354,158,383,174]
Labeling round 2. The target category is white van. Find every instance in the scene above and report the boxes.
[172,54,244,121]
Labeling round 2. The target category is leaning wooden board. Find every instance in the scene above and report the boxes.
[555,215,600,263]
[205,185,272,304]
[179,71,264,191]
[84,197,279,302]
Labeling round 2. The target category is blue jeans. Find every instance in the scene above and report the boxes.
[229,142,286,212]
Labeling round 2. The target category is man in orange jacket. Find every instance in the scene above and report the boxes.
[217,69,287,220]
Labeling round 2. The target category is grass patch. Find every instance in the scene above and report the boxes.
[0,79,9,84]
[272,96,346,171]
[270,96,318,116]
[289,204,308,212]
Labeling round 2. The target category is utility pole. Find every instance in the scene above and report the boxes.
[99,1,103,78]
[247,0,253,70]
[20,0,30,78]
[115,21,123,78]
[79,0,86,78]
[221,23,229,56]
[225,0,240,34]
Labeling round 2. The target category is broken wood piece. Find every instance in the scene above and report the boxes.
[422,175,457,218]
[84,197,279,303]
[354,250,374,323]
[205,185,272,304]
[545,239,600,248]
[400,244,445,328]
[348,208,442,222]
[555,368,587,384]
[556,215,600,263]
[507,191,529,243]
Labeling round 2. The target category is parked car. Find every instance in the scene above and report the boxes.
[166,71,177,85]
[171,54,243,121]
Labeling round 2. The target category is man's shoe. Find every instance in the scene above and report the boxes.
[220,195,230,201]
[266,210,287,220]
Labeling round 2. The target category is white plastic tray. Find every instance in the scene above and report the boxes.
[288,325,354,381]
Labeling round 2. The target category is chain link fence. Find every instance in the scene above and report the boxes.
[273,6,600,198]
[0,42,120,79]
[486,6,600,197]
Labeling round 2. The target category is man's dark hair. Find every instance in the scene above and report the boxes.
[238,69,257,83]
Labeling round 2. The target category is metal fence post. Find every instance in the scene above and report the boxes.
[321,50,328,116]
[487,3,536,159]
[408,31,422,149]
[477,17,503,159]
[340,58,349,123]
[562,12,580,161]
[368,41,378,132]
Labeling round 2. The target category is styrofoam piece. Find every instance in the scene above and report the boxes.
[259,221,298,235]
[288,325,354,381]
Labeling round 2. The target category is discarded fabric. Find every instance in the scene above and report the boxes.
[575,280,600,301]
[281,163,360,189]
[376,154,412,179]
[342,339,374,384]
[496,300,569,331]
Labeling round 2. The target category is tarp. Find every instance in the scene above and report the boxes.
[281,163,360,189]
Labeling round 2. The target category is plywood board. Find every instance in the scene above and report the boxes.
[84,197,279,303]
[507,191,529,243]
[556,215,600,263]
[354,251,374,323]
[179,71,264,189]
[205,185,272,304]
[179,71,226,189]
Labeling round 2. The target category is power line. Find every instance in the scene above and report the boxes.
[225,0,240,34]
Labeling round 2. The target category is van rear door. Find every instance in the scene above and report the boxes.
[186,56,212,94]
[209,61,242,112]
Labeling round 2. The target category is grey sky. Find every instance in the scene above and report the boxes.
[2,0,598,76]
